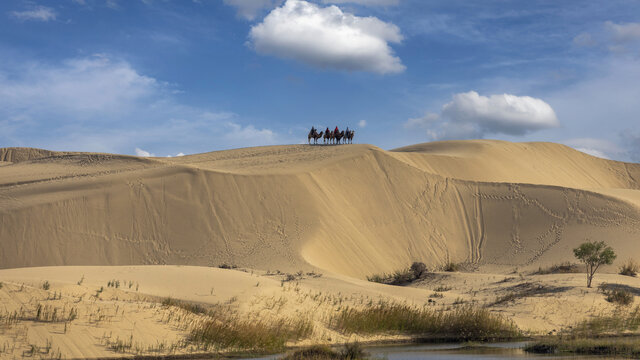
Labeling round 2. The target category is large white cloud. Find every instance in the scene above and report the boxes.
[248,0,405,74]
[406,91,559,140]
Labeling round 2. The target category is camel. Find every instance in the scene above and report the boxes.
[324,131,333,145]
[345,130,355,144]
[334,130,345,144]
[308,129,323,144]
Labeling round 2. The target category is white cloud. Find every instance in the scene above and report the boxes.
[248,0,405,74]
[563,138,622,160]
[605,21,640,43]
[404,112,438,129]
[408,91,559,141]
[573,32,596,47]
[441,91,559,136]
[176,152,185,157]
[0,55,157,116]
[223,0,281,20]
[574,148,609,159]
[358,119,367,127]
[0,55,279,155]
[11,6,57,22]
[135,148,155,157]
[322,0,399,5]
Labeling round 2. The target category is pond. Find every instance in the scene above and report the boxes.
[246,342,620,360]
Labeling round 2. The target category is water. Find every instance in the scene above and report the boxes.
[246,342,619,360]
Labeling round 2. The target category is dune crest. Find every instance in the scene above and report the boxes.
[1,141,639,278]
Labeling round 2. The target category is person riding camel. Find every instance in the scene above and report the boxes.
[325,127,330,135]
[334,126,339,136]
[311,126,316,135]
[346,126,350,135]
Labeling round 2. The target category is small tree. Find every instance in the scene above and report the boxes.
[573,241,616,288]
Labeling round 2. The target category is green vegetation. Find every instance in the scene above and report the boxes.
[573,241,616,287]
[190,316,313,353]
[619,259,639,277]
[331,302,520,341]
[284,343,366,360]
[41,281,50,290]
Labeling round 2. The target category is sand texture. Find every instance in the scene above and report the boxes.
[0,140,639,358]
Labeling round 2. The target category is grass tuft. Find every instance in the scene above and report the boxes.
[532,262,581,275]
[331,301,520,341]
[190,316,313,353]
[619,259,639,277]
[598,283,634,306]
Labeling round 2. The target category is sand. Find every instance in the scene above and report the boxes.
[0,140,639,358]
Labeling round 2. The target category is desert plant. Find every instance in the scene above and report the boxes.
[42,281,50,290]
[619,259,639,277]
[444,262,460,272]
[331,302,520,341]
[190,316,313,352]
[533,262,581,275]
[410,262,427,278]
[598,284,634,306]
[573,241,616,287]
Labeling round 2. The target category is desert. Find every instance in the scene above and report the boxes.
[0,141,639,358]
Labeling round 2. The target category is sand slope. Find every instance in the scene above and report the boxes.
[1,141,639,277]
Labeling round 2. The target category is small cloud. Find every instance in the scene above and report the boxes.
[176,152,185,156]
[223,0,281,20]
[248,0,405,74]
[11,6,57,22]
[404,112,438,129]
[408,91,558,141]
[358,119,367,128]
[574,148,609,159]
[135,148,155,157]
[573,32,596,47]
[321,0,399,5]
[605,21,640,43]
[563,138,622,159]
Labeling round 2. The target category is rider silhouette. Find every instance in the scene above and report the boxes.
[334,126,339,136]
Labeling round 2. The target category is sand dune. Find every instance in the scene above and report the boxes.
[1,141,639,277]
[1,141,640,358]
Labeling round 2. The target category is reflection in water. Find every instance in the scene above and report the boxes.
[245,342,618,360]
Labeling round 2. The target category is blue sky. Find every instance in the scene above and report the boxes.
[1,0,639,161]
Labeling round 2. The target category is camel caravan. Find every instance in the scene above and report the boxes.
[308,126,355,145]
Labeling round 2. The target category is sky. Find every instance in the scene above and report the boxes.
[1,0,639,161]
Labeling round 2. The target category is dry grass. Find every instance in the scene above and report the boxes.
[190,316,313,353]
[598,283,634,306]
[532,262,581,275]
[331,301,520,341]
[619,259,639,277]
[161,297,208,315]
